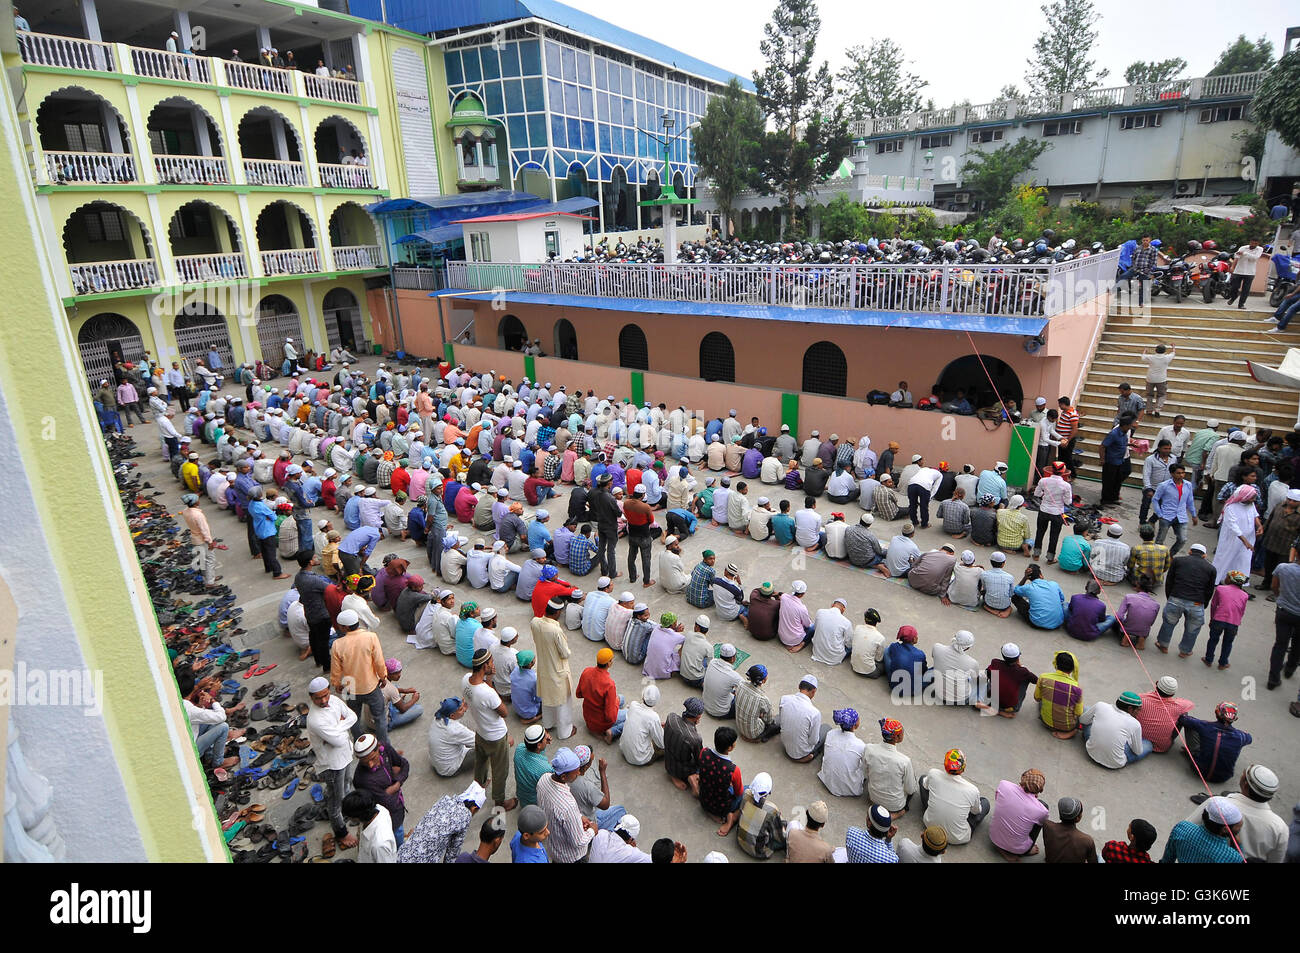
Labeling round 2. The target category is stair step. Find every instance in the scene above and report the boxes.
[1083,365,1294,399]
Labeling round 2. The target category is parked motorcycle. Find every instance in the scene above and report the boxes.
[1270,251,1297,307]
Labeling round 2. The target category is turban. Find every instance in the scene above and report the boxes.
[944,748,966,774]
[459,602,478,619]
[832,708,859,730]
[879,718,903,742]
[596,648,614,665]
[435,697,461,723]
[659,611,678,627]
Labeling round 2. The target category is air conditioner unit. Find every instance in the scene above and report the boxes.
[954,192,971,203]
[1176,182,1193,194]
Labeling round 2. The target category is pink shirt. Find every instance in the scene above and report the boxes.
[777,593,813,648]
[989,779,1050,855]
[1210,584,1248,625]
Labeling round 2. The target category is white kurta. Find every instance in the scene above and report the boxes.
[1213,501,1258,584]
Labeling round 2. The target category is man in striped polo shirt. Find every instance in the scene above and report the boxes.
[1056,397,1080,467]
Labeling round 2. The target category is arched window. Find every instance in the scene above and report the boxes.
[553,319,578,360]
[699,331,735,382]
[801,341,847,396]
[618,324,649,370]
[498,314,527,351]
[935,355,1024,413]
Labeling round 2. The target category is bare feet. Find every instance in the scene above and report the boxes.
[500,797,519,811]
[997,709,1018,719]
[338,833,358,850]
[298,648,312,661]
[669,776,688,792]
[272,573,290,580]
[643,580,655,588]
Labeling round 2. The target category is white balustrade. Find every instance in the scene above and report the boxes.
[69,259,159,294]
[393,266,443,290]
[174,253,248,282]
[154,154,230,184]
[303,73,362,105]
[44,151,136,184]
[261,249,321,275]
[224,60,293,96]
[16,31,115,71]
[1200,71,1266,99]
[333,245,383,270]
[318,162,374,189]
[243,158,308,187]
[129,46,211,84]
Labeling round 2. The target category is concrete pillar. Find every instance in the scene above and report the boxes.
[269,114,290,162]
[79,0,102,41]
[101,101,125,154]
[173,10,193,51]
[635,184,642,231]
[285,205,305,248]
[192,110,213,157]
[257,27,272,54]
[596,176,605,235]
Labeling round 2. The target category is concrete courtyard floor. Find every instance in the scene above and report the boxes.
[140,359,1298,863]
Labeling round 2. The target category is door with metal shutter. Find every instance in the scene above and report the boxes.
[255,307,303,369]
[77,313,146,386]
[174,308,235,371]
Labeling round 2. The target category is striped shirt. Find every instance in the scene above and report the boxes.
[735,681,776,740]
[1056,406,1079,441]
[534,773,594,863]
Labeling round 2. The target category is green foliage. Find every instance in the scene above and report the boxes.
[998,84,1022,101]
[1123,58,1187,85]
[752,0,852,235]
[1253,50,1300,150]
[961,138,1051,207]
[1025,0,1108,94]
[816,194,872,242]
[692,78,765,234]
[1208,35,1275,76]
[837,39,928,120]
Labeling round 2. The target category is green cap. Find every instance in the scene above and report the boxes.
[517,650,535,667]
[1118,691,1142,708]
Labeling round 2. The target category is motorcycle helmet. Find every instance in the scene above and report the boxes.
[1090,242,1104,254]
[1034,241,1049,255]
[1010,238,1025,252]
[1150,239,1162,248]
[1185,239,1202,253]
[1201,239,1217,251]
[819,251,831,262]
[1062,238,1076,251]
[1041,228,1056,243]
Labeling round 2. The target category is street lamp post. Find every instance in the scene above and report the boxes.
[637,112,698,263]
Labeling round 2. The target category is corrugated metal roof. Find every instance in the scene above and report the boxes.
[347,0,751,89]
[436,289,1049,335]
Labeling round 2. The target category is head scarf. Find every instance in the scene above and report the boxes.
[1224,484,1259,508]
[435,697,461,724]
[1020,769,1046,794]
[1215,701,1238,723]
[896,625,918,644]
[832,708,859,731]
[879,717,903,742]
[747,663,768,683]
[944,748,966,774]
[659,611,678,627]
[540,565,559,581]
[459,601,478,620]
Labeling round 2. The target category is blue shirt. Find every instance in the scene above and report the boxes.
[1012,578,1067,629]
[667,508,697,534]
[642,470,663,504]
[407,506,428,543]
[771,513,796,546]
[343,494,363,530]
[687,562,716,608]
[510,666,541,718]
[206,350,223,370]
[249,500,277,539]
[553,526,573,564]
[301,475,322,505]
[976,470,1007,503]
[1118,239,1137,271]
[845,827,898,863]
[1101,426,1131,466]
[977,568,1015,610]
[884,642,928,696]
[1160,820,1243,864]
[527,521,552,551]
[568,535,598,575]
[455,618,481,667]
[1177,715,1252,783]
[1151,478,1196,523]
[339,526,380,557]
[1057,534,1092,572]
[510,831,549,863]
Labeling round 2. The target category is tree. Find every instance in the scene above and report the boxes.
[752,0,851,236]
[837,39,928,120]
[1208,35,1275,76]
[997,84,1022,101]
[1025,0,1109,94]
[692,78,765,237]
[1123,57,1187,85]
[816,194,871,242]
[1253,50,1300,150]
[961,138,1051,208]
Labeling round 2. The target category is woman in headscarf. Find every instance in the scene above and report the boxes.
[853,436,877,479]
[1213,484,1263,584]
[818,708,866,797]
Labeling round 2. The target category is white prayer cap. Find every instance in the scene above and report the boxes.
[751,772,773,797]
[336,609,359,627]
[703,851,729,863]
[642,684,660,706]
[308,676,330,693]
[615,815,640,839]
[792,580,808,594]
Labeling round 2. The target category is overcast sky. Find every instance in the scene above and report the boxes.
[561,0,1295,107]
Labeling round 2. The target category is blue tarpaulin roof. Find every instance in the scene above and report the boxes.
[398,225,466,245]
[367,189,542,215]
[347,0,752,89]
[437,289,1050,335]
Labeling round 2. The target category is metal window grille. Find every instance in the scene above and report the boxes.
[618,324,648,370]
[698,331,734,382]
[801,341,847,397]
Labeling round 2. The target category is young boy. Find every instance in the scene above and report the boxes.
[1203,570,1249,670]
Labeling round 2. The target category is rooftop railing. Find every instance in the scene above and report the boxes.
[446,251,1120,319]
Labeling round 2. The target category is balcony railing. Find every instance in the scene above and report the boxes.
[69,259,159,294]
[1201,71,1265,99]
[16,31,115,71]
[1074,85,1126,109]
[261,249,321,275]
[446,251,1120,319]
[1133,79,1191,105]
[318,162,375,189]
[44,151,137,184]
[129,47,211,84]
[224,60,294,96]
[175,253,248,283]
[154,154,230,185]
[967,101,1009,124]
[333,245,384,270]
[303,73,362,105]
[243,158,309,187]
[393,266,444,290]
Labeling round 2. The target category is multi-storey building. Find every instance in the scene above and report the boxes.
[848,71,1272,211]
[12,0,446,382]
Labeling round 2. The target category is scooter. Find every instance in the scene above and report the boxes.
[1270,251,1297,307]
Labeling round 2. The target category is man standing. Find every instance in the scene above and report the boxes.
[1228,238,1263,310]
[1152,464,1198,556]
[1055,397,1080,466]
[1140,345,1176,418]
[330,608,390,750]
[307,676,359,851]
[1100,413,1137,505]
[1269,546,1300,693]
[1155,542,1216,656]
[468,648,517,810]
[906,459,943,529]
[533,597,576,740]
[1129,235,1158,308]
[588,474,621,577]
[179,493,220,588]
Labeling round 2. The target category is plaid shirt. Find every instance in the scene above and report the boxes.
[978,568,1015,610]
[1090,538,1131,583]
[736,794,785,859]
[845,826,899,863]
[1127,541,1171,585]
[1160,820,1243,864]
[687,562,716,608]
[938,498,971,535]
[735,681,776,740]
[1101,840,1153,863]
[1131,246,1159,277]
[567,535,598,575]
[873,486,900,520]
[543,453,562,481]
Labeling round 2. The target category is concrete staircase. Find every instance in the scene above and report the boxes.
[1074,302,1297,483]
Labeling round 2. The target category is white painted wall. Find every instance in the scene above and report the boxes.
[463,217,586,262]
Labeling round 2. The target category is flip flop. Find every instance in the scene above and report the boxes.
[282,777,301,799]
[321,832,336,858]
[244,663,277,679]
[310,783,324,803]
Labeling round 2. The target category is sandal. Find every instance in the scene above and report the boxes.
[321,832,336,859]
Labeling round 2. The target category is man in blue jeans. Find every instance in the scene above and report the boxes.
[1152,464,1198,556]
[1268,287,1300,331]
[1269,549,1300,692]
[1155,543,1217,655]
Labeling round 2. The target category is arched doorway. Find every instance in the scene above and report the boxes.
[619,324,649,370]
[174,303,234,372]
[935,355,1023,413]
[498,314,527,351]
[255,294,304,369]
[699,331,735,382]
[323,287,363,353]
[801,341,847,396]
[553,318,578,360]
[77,312,145,386]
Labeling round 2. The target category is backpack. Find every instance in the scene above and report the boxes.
[866,390,891,406]
[622,619,654,665]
